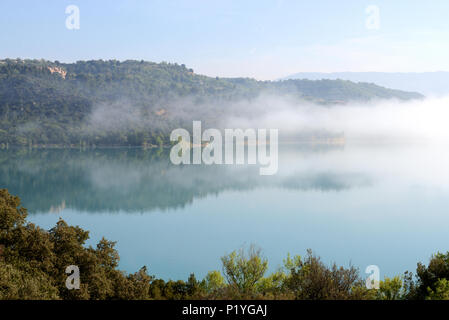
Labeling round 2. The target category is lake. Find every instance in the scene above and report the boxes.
[1,142,449,281]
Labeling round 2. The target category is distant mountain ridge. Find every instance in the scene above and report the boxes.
[282,72,449,96]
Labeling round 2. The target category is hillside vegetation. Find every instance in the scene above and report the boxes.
[0,59,423,147]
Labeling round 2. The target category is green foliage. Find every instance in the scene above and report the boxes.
[0,188,154,299]
[377,276,404,300]
[221,245,268,298]
[256,270,290,299]
[415,252,449,299]
[283,249,373,300]
[0,260,59,300]
[426,278,449,300]
[201,270,226,296]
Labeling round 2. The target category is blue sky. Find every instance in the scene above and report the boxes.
[1,0,448,79]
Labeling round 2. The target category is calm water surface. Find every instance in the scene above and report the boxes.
[1,142,449,280]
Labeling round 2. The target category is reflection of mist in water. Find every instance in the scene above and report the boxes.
[0,145,370,213]
[1,141,449,214]
[281,172,371,191]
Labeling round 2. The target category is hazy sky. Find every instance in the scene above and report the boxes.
[1,0,448,79]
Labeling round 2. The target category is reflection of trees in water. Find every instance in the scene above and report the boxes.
[0,146,369,214]
[281,172,370,191]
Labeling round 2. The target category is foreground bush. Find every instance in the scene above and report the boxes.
[0,189,152,299]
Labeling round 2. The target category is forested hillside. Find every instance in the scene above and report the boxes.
[0,59,423,147]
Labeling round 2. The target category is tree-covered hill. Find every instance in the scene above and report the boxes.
[0,59,423,147]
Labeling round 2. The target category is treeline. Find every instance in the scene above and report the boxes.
[0,59,423,147]
[1,188,445,300]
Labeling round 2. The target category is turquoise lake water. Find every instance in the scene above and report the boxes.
[1,142,449,281]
